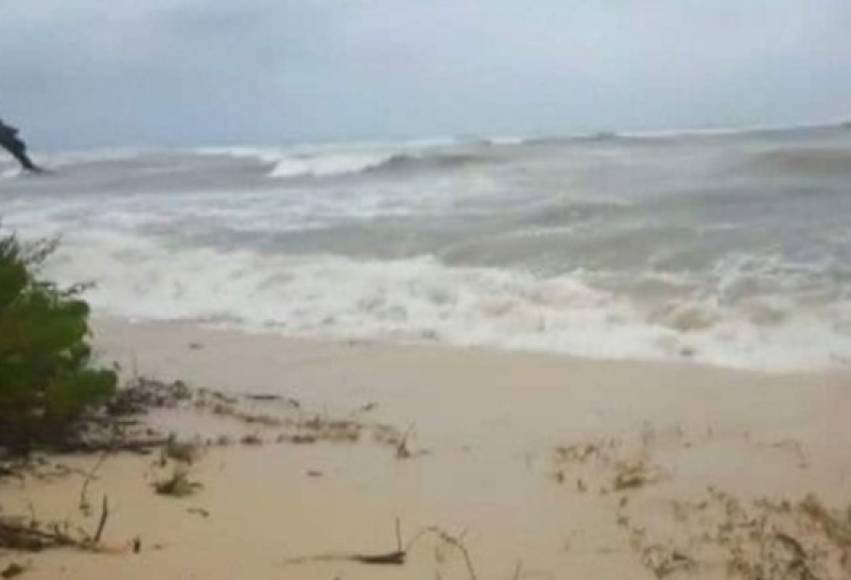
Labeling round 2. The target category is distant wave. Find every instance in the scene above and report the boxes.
[268,151,396,178]
[45,149,147,167]
[187,121,851,178]
[518,132,622,147]
[265,150,490,179]
[194,146,396,178]
[194,140,490,180]
[748,147,851,175]
[521,122,848,145]
[365,152,487,174]
[195,146,288,164]
[479,136,528,146]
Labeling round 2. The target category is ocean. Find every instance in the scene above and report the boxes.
[2,124,851,371]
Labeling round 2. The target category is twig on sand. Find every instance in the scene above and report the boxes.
[283,549,407,566]
[0,504,109,553]
[396,424,415,459]
[93,496,109,544]
[282,520,483,580]
[79,452,109,515]
[395,424,430,460]
[1,490,119,555]
[282,518,408,567]
[350,550,408,565]
[338,517,408,565]
[425,528,479,580]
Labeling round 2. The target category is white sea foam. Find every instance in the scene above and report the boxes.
[267,151,397,178]
[31,230,851,371]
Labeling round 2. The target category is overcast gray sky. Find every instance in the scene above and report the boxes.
[2,1,851,149]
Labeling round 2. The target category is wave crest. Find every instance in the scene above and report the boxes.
[266,150,489,179]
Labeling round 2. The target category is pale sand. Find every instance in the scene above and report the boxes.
[2,318,851,579]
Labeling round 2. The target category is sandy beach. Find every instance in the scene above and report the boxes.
[4,2,851,578]
[2,318,850,579]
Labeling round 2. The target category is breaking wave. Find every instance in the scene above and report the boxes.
[27,229,851,371]
[267,151,489,179]
[194,143,490,180]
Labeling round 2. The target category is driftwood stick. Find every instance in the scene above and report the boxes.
[1,504,113,553]
[79,452,109,513]
[351,551,407,565]
[283,550,406,566]
[282,522,484,579]
[0,521,76,550]
[396,424,415,459]
[283,519,408,566]
[434,530,479,580]
[93,496,109,544]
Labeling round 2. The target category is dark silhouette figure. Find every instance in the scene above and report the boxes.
[0,118,41,172]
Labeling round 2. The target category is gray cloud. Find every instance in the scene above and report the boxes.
[2,1,851,148]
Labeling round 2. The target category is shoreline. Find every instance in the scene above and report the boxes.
[93,315,850,377]
[2,317,850,579]
[89,317,851,452]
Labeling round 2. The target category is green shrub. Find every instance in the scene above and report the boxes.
[0,232,116,452]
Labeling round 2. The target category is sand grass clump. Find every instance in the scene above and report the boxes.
[162,437,202,464]
[613,461,661,492]
[154,467,202,498]
[621,488,851,580]
[640,544,697,578]
[552,436,663,493]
